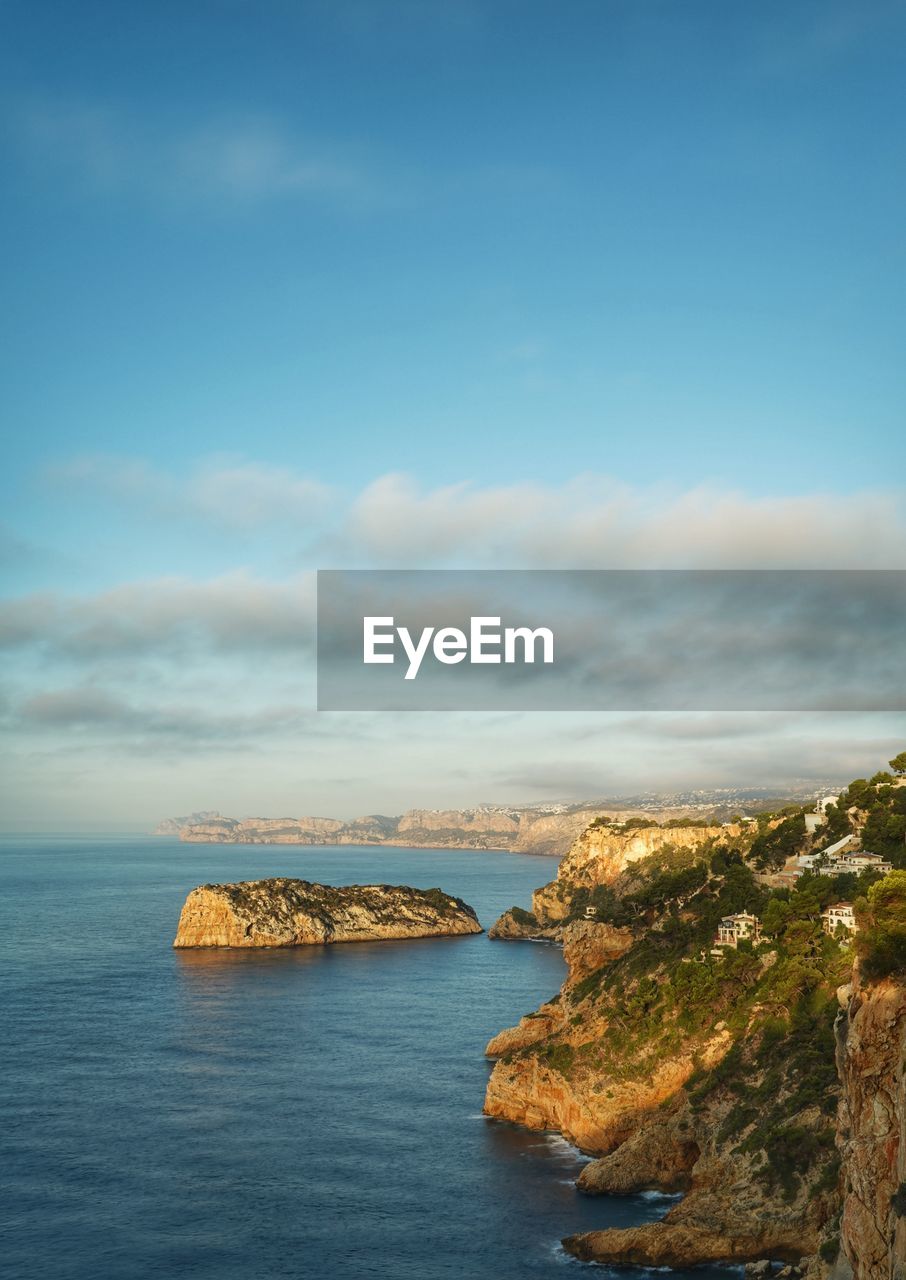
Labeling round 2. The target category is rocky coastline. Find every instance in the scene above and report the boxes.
[483,767,906,1277]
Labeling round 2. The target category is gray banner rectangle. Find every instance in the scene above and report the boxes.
[316,570,905,711]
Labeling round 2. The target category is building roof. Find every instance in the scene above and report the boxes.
[822,834,855,857]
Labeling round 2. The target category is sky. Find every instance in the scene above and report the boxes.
[1,0,904,829]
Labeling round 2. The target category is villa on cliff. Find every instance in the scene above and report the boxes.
[821,902,857,935]
[804,793,840,835]
[838,850,893,873]
[794,836,893,879]
[712,911,762,954]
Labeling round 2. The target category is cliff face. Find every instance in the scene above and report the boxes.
[836,975,906,1280]
[174,807,607,854]
[484,966,731,1152]
[484,813,850,1271]
[563,1099,834,1267]
[489,822,727,940]
[168,807,727,856]
[531,822,729,922]
[173,879,482,948]
[177,816,347,844]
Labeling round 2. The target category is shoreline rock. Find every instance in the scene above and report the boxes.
[561,1224,807,1267]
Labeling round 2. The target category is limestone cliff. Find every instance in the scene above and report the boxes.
[531,821,730,923]
[490,820,728,940]
[836,974,906,1279]
[168,806,728,856]
[484,812,851,1271]
[173,878,482,948]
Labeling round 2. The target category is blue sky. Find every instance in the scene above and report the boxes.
[1,1,904,827]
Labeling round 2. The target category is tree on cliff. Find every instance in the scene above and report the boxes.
[890,750,906,775]
[855,871,906,980]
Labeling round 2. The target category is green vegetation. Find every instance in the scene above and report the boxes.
[587,815,719,832]
[822,774,906,864]
[820,1236,840,1263]
[855,871,906,980]
[749,812,806,870]
[510,905,539,928]
[500,757,906,1204]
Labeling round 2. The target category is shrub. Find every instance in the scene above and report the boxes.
[820,1236,840,1263]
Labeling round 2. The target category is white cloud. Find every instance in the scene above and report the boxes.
[49,457,906,567]
[336,472,906,568]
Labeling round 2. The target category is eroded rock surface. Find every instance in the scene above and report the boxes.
[836,975,906,1280]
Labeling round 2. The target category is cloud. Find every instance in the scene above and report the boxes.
[0,572,315,661]
[47,456,906,567]
[493,715,906,799]
[13,101,385,209]
[15,685,316,744]
[335,473,906,569]
[6,459,905,824]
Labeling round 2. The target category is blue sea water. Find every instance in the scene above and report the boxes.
[1,838,740,1279]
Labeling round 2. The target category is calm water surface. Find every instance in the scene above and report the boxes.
[1,838,739,1279]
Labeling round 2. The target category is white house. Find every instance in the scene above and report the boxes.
[714,911,762,950]
[817,795,841,815]
[839,851,894,874]
[821,903,857,935]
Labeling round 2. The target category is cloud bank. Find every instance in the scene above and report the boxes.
[3,457,904,827]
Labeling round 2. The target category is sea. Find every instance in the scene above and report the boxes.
[1,837,741,1279]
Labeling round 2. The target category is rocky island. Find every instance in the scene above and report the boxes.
[173,878,483,948]
[485,757,906,1278]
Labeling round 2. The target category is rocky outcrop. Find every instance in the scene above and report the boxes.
[485,1002,563,1057]
[488,915,633,975]
[487,909,558,940]
[563,1223,809,1267]
[489,821,728,941]
[529,822,728,923]
[484,1014,730,1151]
[836,975,906,1279]
[576,1102,699,1193]
[173,879,482,948]
[558,821,729,887]
[561,919,634,981]
[566,1125,829,1266]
